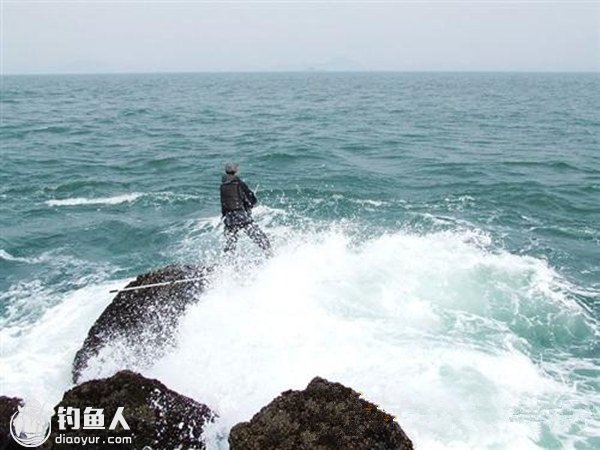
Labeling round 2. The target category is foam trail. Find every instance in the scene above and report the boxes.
[46,193,142,207]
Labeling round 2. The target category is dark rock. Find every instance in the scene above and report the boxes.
[43,370,215,450]
[73,265,211,383]
[229,377,413,450]
[0,396,23,450]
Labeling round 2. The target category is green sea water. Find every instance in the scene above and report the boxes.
[1,73,599,449]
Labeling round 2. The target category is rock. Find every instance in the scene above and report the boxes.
[0,396,23,450]
[229,377,413,450]
[43,370,215,450]
[73,265,211,383]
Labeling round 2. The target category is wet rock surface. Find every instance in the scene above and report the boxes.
[44,370,215,450]
[229,376,414,450]
[0,396,23,450]
[72,265,211,383]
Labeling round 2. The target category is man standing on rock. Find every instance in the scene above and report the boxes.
[220,162,272,256]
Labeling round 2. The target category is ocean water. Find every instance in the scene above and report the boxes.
[1,72,599,449]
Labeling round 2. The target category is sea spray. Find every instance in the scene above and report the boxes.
[70,227,598,448]
[0,281,125,404]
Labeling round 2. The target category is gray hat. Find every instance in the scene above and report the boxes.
[224,162,239,174]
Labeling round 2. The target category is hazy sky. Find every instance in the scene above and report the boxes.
[2,1,599,74]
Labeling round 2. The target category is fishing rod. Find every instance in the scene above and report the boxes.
[109,277,206,294]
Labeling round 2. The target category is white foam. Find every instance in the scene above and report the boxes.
[0,249,57,265]
[46,193,142,207]
[0,280,126,406]
[146,230,598,448]
[0,249,34,263]
[2,228,598,449]
[348,198,388,207]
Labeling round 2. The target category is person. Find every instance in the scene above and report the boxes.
[220,162,272,255]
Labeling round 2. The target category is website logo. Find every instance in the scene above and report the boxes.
[10,400,52,448]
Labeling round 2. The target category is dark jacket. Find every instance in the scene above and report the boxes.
[220,174,257,226]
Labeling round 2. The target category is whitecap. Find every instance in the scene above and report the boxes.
[45,193,142,207]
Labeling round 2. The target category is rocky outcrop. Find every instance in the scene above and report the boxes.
[43,370,215,450]
[229,377,413,450]
[0,396,23,450]
[72,265,211,383]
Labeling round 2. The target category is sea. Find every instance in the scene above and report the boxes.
[1,72,599,449]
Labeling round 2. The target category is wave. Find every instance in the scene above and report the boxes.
[44,192,201,208]
[45,193,143,207]
[73,226,598,449]
[0,249,119,328]
[0,249,35,263]
[3,220,598,448]
[0,280,126,405]
[0,249,59,265]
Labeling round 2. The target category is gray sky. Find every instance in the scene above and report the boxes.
[2,1,599,74]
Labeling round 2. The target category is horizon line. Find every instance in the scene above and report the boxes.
[3,69,599,76]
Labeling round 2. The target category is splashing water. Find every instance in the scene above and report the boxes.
[64,223,599,449]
